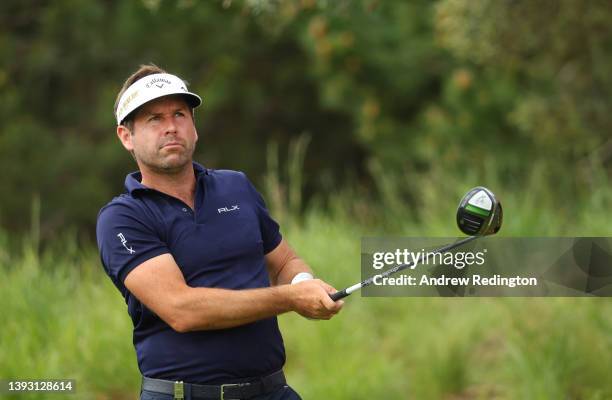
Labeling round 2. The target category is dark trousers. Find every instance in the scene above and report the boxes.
[140,385,302,400]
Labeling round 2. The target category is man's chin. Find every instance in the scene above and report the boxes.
[140,156,192,174]
[160,157,191,171]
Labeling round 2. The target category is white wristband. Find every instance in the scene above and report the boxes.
[291,272,314,284]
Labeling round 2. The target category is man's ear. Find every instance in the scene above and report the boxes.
[117,125,134,152]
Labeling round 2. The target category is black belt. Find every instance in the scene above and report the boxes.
[141,370,287,400]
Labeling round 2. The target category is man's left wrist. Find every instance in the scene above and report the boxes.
[291,272,314,284]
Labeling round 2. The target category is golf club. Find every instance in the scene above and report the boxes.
[329,186,502,301]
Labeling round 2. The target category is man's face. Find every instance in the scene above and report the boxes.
[117,95,198,174]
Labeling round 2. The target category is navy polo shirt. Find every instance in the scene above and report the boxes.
[96,162,285,384]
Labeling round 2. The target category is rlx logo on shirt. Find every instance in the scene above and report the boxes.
[117,232,135,254]
[218,205,240,214]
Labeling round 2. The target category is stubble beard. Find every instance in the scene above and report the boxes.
[136,142,196,175]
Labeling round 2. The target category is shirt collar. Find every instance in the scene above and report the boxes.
[125,161,208,195]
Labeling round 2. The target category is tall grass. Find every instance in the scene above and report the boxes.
[1,148,610,399]
[280,214,612,399]
[2,207,612,399]
[0,237,138,400]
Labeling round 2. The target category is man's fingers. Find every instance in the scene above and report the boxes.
[292,278,344,319]
[316,280,345,301]
[320,295,344,312]
[321,282,339,295]
[316,281,344,313]
[320,295,336,310]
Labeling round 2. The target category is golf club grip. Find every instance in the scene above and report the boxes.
[330,290,349,301]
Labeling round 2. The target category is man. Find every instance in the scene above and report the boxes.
[96,64,343,400]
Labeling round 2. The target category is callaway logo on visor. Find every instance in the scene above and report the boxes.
[115,73,202,125]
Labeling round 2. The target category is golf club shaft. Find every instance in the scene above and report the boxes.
[329,236,478,301]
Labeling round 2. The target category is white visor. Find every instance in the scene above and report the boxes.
[115,73,202,125]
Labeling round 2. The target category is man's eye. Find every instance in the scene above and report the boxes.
[175,111,185,117]
[148,116,160,122]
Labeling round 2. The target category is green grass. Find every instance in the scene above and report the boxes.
[279,212,612,399]
[1,173,611,399]
[0,242,138,400]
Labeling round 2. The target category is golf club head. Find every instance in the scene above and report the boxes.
[456,187,503,236]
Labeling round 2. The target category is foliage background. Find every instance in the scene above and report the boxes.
[1,0,610,399]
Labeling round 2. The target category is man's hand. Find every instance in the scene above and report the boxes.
[288,279,344,320]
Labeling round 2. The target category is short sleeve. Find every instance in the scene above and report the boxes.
[244,177,282,254]
[96,202,170,291]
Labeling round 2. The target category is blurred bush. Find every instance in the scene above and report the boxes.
[0,0,609,238]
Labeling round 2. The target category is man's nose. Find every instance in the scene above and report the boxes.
[163,117,177,134]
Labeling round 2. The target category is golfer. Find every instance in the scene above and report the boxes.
[96,64,343,400]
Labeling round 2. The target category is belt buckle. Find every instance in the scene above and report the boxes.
[174,381,184,400]
[220,382,248,400]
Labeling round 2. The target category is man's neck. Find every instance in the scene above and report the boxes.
[140,163,197,209]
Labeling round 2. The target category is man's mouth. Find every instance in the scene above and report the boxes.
[161,141,183,149]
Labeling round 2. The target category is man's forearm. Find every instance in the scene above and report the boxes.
[265,239,315,286]
[274,257,313,286]
[173,285,294,332]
